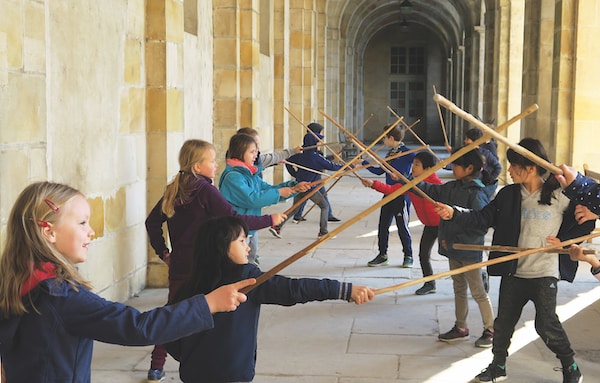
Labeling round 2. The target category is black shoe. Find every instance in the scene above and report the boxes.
[555,362,583,383]
[268,227,282,238]
[367,253,388,267]
[474,363,507,382]
[415,282,436,295]
[328,216,341,222]
[292,217,306,223]
[482,270,490,293]
[401,256,413,268]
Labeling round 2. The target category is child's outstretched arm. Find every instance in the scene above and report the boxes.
[568,244,600,269]
[204,278,256,313]
[350,285,375,305]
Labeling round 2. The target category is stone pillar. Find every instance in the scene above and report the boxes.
[213,1,240,155]
[273,0,290,183]
[145,0,185,287]
[568,0,600,171]
[493,0,525,166]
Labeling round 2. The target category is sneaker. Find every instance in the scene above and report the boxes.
[482,270,490,293]
[475,328,494,348]
[328,216,341,222]
[367,253,388,267]
[415,281,436,295]
[317,232,335,238]
[438,325,469,342]
[555,362,583,383]
[292,217,306,224]
[474,363,507,382]
[147,369,165,383]
[401,256,413,268]
[268,227,282,238]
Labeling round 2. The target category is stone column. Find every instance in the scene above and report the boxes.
[145,0,184,287]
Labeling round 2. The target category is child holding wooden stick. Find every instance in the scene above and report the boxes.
[166,216,374,383]
[144,139,285,382]
[435,139,594,383]
[0,182,255,383]
[270,123,345,238]
[415,147,494,348]
[362,151,442,295]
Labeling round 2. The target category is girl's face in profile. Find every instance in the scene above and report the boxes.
[508,163,535,184]
[243,142,258,166]
[228,231,250,265]
[46,195,95,264]
[195,148,218,179]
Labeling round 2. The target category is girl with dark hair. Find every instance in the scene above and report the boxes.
[435,138,593,383]
[415,147,495,349]
[167,216,374,383]
[219,134,309,260]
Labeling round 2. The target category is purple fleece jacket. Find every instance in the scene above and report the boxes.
[146,174,272,281]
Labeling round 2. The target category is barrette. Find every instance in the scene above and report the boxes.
[44,199,60,213]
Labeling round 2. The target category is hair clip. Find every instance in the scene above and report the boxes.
[36,219,50,228]
[44,199,59,213]
[178,170,185,175]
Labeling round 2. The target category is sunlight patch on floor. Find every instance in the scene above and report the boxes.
[424,285,600,382]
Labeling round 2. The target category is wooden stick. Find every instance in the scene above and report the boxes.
[324,111,438,206]
[241,103,538,294]
[433,85,450,148]
[285,107,366,183]
[300,176,342,220]
[301,114,383,220]
[433,93,562,175]
[280,120,400,217]
[387,106,441,161]
[452,243,597,255]
[374,231,600,295]
[283,160,331,177]
[331,146,428,179]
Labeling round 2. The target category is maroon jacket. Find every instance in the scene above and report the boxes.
[146,174,272,281]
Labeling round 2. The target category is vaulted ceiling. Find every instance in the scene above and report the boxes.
[327,0,483,55]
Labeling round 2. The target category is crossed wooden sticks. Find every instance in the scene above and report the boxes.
[241,101,540,294]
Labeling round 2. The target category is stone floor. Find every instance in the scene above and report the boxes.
[90,151,600,383]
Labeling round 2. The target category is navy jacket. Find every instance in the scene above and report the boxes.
[452,184,595,281]
[0,277,214,383]
[285,132,344,188]
[166,263,352,383]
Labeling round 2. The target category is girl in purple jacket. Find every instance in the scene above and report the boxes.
[144,139,286,381]
[0,182,254,383]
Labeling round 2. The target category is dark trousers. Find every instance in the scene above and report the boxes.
[418,225,438,277]
[151,277,186,370]
[492,276,575,365]
[377,195,412,257]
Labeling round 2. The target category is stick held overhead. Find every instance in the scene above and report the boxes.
[433,94,559,175]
